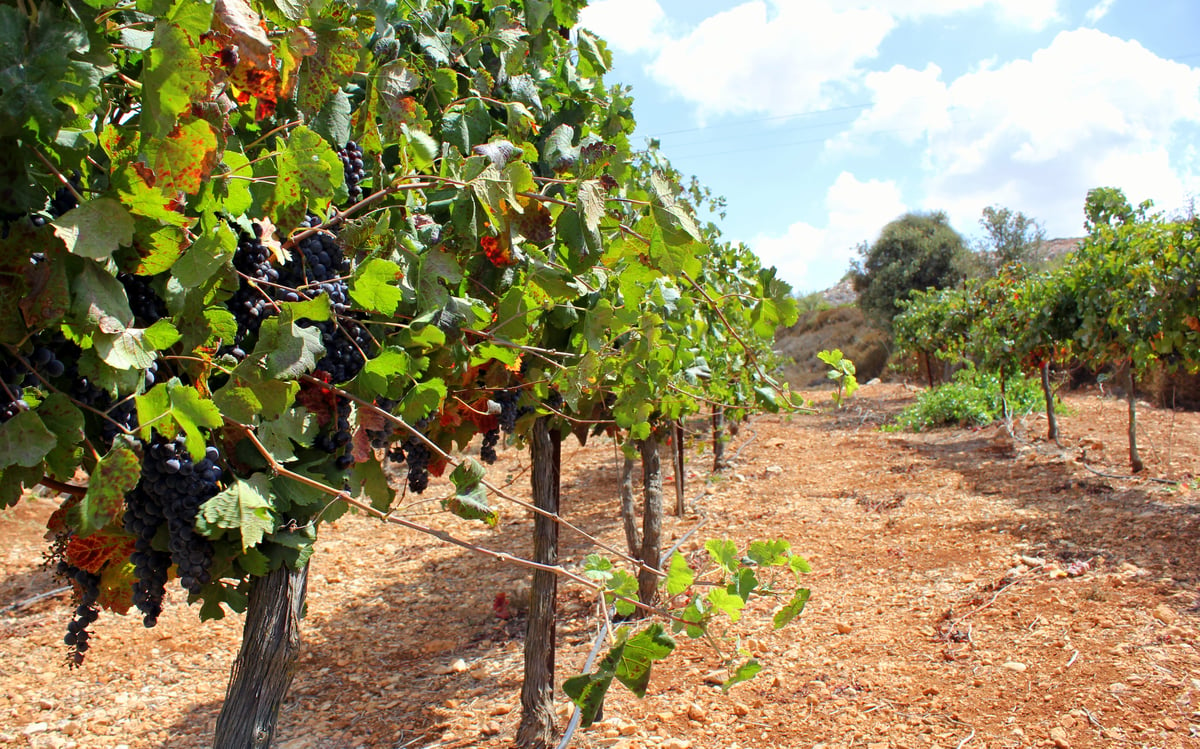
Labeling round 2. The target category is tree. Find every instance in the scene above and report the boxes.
[978,205,1046,274]
[851,212,968,328]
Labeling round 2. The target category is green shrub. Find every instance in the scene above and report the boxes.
[892,367,1051,431]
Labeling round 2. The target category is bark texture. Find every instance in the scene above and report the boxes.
[619,454,640,558]
[1041,361,1059,444]
[637,434,663,608]
[516,417,562,749]
[213,562,309,749]
[712,406,728,472]
[672,420,686,516]
[1124,364,1144,473]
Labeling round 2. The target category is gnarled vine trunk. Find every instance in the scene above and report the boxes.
[672,420,686,516]
[711,405,728,471]
[1124,363,1144,473]
[213,561,309,749]
[517,416,561,748]
[1041,361,1059,444]
[637,433,663,608]
[619,454,640,558]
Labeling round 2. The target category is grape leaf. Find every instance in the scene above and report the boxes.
[0,409,56,469]
[350,258,404,315]
[707,587,746,622]
[142,23,210,140]
[614,623,675,696]
[168,380,224,459]
[721,658,762,692]
[705,538,739,575]
[773,587,811,630]
[98,560,135,615]
[728,567,758,603]
[65,530,135,576]
[256,407,317,462]
[198,474,277,551]
[249,307,326,380]
[263,125,342,230]
[350,457,394,513]
[748,539,791,566]
[0,465,42,508]
[73,444,140,535]
[52,199,134,261]
[665,552,694,597]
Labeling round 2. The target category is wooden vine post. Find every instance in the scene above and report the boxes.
[619,454,641,558]
[672,420,686,516]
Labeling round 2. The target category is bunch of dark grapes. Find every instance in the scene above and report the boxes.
[315,396,354,469]
[480,428,500,464]
[399,417,434,494]
[338,141,366,206]
[56,561,100,667]
[311,319,372,383]
[118,273,167,324]
[225,225,279,356]
[135,435,223,595]
[284,216,351,312]
[493,390,520,433]
[48,173,83,218]
[123,484,170,627]
[367,398,398,449]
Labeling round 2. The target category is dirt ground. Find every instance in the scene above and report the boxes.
[2,382,1199,749]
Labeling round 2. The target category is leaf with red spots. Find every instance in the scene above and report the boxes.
[98,561,135,615]
[298,25,358,113]
[73,444,141,535]
[263,125,342,231]
[65,530,136,576]
[144,119,219,196]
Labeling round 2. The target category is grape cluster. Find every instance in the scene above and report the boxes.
[367,398,398,449]
[56,561,100,667]
[314,319,372,384]
[124,435,222,605]
[118,273,167,325]
[480,428,500,464]
[315,396,354,469]
[123,484,170,627]
[493,390,520,433]
[48,174,82,218]
[403,437,430,493]
[338,141,366,206]
[225,225,279,356]
[284,216,351,312]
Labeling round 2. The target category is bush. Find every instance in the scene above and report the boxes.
[891,367,1051,431]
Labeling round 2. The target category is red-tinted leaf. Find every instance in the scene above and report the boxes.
[66,531,135,576]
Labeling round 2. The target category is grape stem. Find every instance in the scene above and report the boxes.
[31,148,86,204]
[227,418,685,623]
[38,477,86,497]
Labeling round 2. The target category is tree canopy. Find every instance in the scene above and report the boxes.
[851,211,968,327]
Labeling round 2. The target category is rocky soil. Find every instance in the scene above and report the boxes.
[2,383,1199,749]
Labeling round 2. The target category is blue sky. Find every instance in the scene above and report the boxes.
[577,0,1200,293]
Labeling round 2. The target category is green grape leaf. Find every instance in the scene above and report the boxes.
[789,555,813,575]
[705,538,739,575]
[674,595,708,639]
[0,409,56,469]
[174,221,236,288]
[350,457,394,513]
[707,587,746,622]
[442,484,498,527]
[721,659,762,692]
[74,444,141,535]
[607,570,639,617]
[264,125,343,230]
[168,380,223,459]
[729,567,758,603]
[582,553,614,582]
[36,393,85,480]
[144,118,219,196]
[51,199,134,261]
[142,20,207,140]
[350,258,404,315]
[665,552,694,597]
[748,539,792,567]
[358,347,414,397]
[248,308,326,380]
[449,457,486,490]
[0,465,43,508]
[615,623,676,697]
[71,261,133,332]
[198,474,277,551]
[399,379,446,422]
[773,587,811,630]
[256,407,317,462]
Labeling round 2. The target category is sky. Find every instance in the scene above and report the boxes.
[575,0,1200,294]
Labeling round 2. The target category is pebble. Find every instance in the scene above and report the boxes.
[687,703,707,722]
[1152,604,1178,626]
[480,721,501,736]
[1002,661,1027,672]
[835,622,853,634]
[661,739,692,749]
[23,723,49,735]
[1049,725,1070,748]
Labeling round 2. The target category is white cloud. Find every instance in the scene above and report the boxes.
[576,0,668,54]
[749,172,908,291]
[1085,0,1116,24]
[838,29,1200,238]
[861,0,1061,30]
[644,1,895,120]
